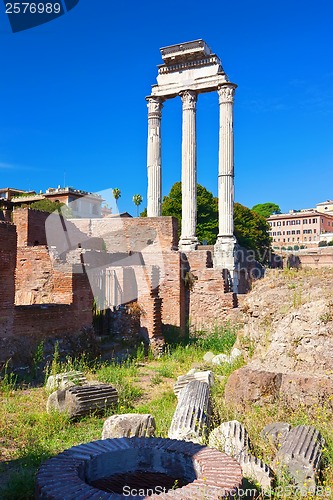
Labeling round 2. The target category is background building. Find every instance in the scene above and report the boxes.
[268,208,333,248]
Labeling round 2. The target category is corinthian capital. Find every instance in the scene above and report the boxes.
[218,84,237,104]
[180,90,197,110]
[146,96,164,117]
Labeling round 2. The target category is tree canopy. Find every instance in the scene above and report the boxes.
[28,199,72,217]
[162,182,218,244]
[141,182,272,260]
[252,202,281,218]
[234,203,271,262]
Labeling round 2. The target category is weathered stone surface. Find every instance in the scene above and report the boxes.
[211,347,242,365]
[224,365,333,411]
[209,420,250,461]
[273,425,324,488]
[240,453,275,491]
[173,369,214,397]
[224,366,282,408]
[203,351,215,362]
[209,420,274,490]
[102,414,156,439]
[47,384,118,419]
[168,380,211,443]
[45,371,87,392]
[211,353,230,365]
[261,422,291,449]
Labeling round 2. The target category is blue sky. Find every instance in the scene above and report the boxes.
[0,0,332,215]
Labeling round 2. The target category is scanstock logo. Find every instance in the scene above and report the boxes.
[3,0,80,33]
[44,189,165,309]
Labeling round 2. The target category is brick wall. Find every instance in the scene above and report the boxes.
[13,208,49,247]
[71,216,178,252]
[12,267,93,340]
[185,250,237,331]
[0,222,16,335]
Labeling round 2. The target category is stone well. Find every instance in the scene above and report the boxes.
[36,437,243,498]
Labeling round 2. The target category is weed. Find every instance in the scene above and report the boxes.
[0,361,17,396]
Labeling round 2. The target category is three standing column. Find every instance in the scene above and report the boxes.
[179,90,198,251]
[146,96,163,217]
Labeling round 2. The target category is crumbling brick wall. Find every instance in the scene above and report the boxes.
[184,250,237,331]
[0,222,17,336]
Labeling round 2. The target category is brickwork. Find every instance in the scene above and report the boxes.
[1,209,239,366]
[0,222,16,336]
[13,208,49,247]
[185,250,237,331]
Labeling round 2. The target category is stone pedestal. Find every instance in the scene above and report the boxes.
[214,84,238,289]
[179,90,198,251]
[146,96,163,217]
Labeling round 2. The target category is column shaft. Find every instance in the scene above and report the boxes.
[146,97,163,217]
[179,90,198,250]
[217,84,236,237]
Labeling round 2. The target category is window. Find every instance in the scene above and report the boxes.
[296,220,301,225]
[309,237,312,241]
[273,222,276,227]
[322,218,324,223]
[303,219,308,224]
[313,218,317,224]
[296,230,300,234]
[277,221,281,226]
[291,220,295,225]
[292,230,295,235]
[283,231,285,235]
[283,221,285,226]
[314,229,316,233]
[286,221,289,225]
[287,231,291,235]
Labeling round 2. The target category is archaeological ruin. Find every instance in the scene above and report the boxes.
[0,40,251,368]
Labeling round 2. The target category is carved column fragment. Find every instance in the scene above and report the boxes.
[146,96,163,217]
[179,90,198,251]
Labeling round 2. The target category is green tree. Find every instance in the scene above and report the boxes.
[252,202,281,218]
[112,188,121,201]
[162,182,218,244]
[29,199,72,217]
[132,194,143,216]
[142,182,272,260]
[234,202,271,262]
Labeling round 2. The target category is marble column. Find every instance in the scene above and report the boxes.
[146,96,163,217]
[214,83,238,289]
[179,90,198,251]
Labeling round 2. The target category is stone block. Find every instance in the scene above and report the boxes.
[208,420,250,461]
[261,422,291,449]
[47,384,118,419]
[209,420,275,491]
[273,425,324,488]
[241,453,275,491]
[173,369,214,397]
[168,380,211,443]
[102,414,156,439]
[45,371,87,392]
[203,351,215,362]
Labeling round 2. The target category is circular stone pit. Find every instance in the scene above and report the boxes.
[36,437,243,499]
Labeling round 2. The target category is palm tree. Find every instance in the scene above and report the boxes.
[132,194,143,217]
[112,188,121,201]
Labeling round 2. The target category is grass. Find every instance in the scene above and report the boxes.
[1,322,333,499]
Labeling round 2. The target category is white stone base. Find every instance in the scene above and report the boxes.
[179,237,198,252]
[214,236,239,292]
